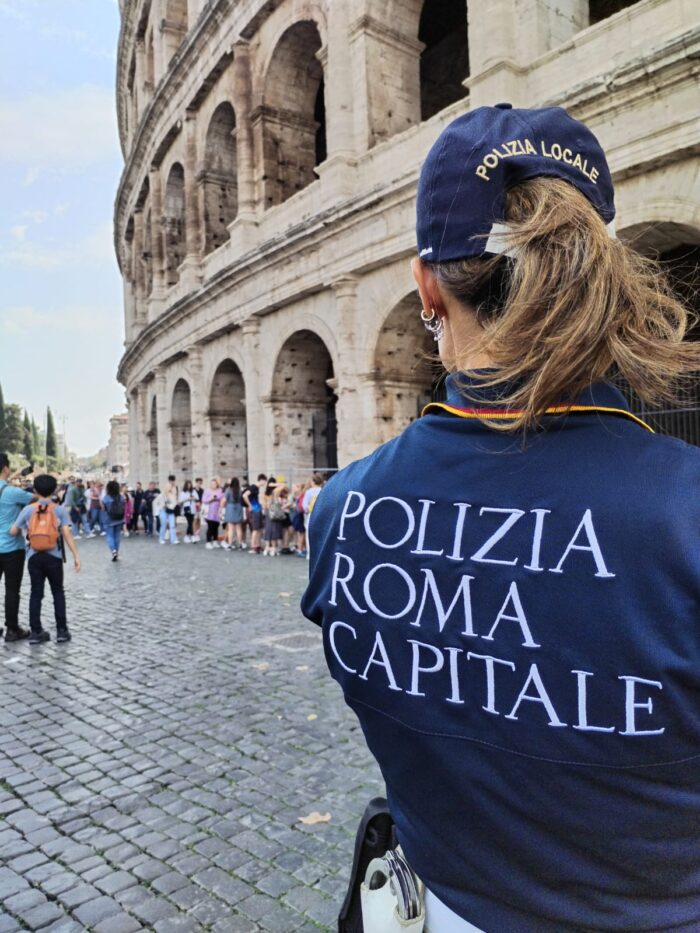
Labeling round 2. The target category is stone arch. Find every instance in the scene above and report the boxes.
[589,0,640,25]
[616,219,700,444]
[419,0,469,120]
[209,359,248,477]
[171,378,192,480]
[202,102,238,255]
[261,20,326,208]
[270,330,337,471]
[163,0,188,63]
[124,216,135,286]
[164,162,185,286]
[148,395,158,479]
[373,292,445,444]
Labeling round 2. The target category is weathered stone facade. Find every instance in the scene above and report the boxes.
[115,0,700,486]
[107,413,130,477]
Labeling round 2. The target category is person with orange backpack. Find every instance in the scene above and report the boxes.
[10,474,80,644]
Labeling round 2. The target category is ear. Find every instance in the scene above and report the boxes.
[411,258,445,316]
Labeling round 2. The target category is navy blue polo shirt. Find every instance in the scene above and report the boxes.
[301,374,700,931]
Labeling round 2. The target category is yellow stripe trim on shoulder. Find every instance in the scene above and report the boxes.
[421,402,655,433]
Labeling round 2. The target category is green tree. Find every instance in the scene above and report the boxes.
[4,404,23,455]
[22,410,33,462]
[31,417,40,456]
[46,407,57,459]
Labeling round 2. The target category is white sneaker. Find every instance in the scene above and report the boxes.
[183,536,191,544]
[212,541,221,549]
[205,542,214,550]
[159,539,166,545]
[100,531,107,536]
[172,540,180,545]
[240,543,248,550]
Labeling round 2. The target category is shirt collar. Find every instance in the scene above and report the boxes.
[444,371,631,412]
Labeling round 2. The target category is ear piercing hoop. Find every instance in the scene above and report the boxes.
[421,307,445,342]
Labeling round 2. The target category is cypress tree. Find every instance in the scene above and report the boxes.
[31,417,40,456]
[22,410,32,462]
[46,407,57,459]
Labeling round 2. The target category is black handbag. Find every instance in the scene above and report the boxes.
[338,798,397,933]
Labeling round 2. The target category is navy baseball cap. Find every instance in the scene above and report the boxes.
[416,103,615,263]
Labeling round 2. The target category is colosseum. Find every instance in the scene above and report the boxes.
[115,0,700,487]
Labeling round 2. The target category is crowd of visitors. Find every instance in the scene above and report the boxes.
[0,452,328,644]
[58,472,326,556]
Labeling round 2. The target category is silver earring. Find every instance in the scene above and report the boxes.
[420,307,444,342]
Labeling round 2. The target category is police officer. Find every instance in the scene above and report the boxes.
[302,104,700,931]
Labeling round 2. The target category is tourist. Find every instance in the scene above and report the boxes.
[131,481,144,532]
[193,477,204,538]
[87,480,103,534]
[302,104,700,930]
[179,480,198,543]
[160,474,179,545]
[11,473,80,644]
[102,480,126,561]
[222,477,245,550]
[290,483,307,557]
[121,484,133,537]
[202,478,224,549]
[66,477,92,538]
[243,476,264,554]
[0,453,33,642]
[141,481,158,536]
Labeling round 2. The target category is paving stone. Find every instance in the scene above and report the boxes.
[72,895,123,927]
[18,901,68,930]
[0,544,384,933]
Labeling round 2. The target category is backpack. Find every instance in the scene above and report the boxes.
[28,503,60,552]
[108,495,125,521]
[269,499,286,522]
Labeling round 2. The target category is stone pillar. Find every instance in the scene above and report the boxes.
[134,37,145,127]
[133,208,146,326]
[152,1,167,84]
[349,15,423,151]
[467,0,588,106]
[332,276,380,464]
[186,345,211,481]
[241,318,265,479]
[128,386,140,485]
[231,41,256,222]
[324,1,355,159]
[154,366,173,487]
[148,167,166,312]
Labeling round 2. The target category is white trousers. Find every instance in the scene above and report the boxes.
[425,888,486,933]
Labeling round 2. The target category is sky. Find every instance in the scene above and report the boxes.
[0,0,125,456]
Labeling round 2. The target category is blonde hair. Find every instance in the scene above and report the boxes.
[433,178,700,433]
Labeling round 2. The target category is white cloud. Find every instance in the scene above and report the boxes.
[0,221,117,269]
[0,85,119,181]
[22,209,48,225]
[0,303,116,337]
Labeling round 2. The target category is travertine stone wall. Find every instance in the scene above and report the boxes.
[115,0,700,486]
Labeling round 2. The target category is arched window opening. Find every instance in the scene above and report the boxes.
[589,0,640,25]
[419,0,469,120]
[163,0,189,64]
[209,360,248,476]
[271,331,337,472]
[171,379,192,479]
[164,163,185,287]
[616,223,700,446]
[202,102,238,255]
[262,21,326,209]
[374,294,446,444]
[148,396,158,479]
[125,217,135,287]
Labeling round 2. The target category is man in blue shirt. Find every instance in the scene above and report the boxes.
[0,452,33,642]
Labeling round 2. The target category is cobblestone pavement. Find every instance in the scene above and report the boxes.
[0,535,383,932]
